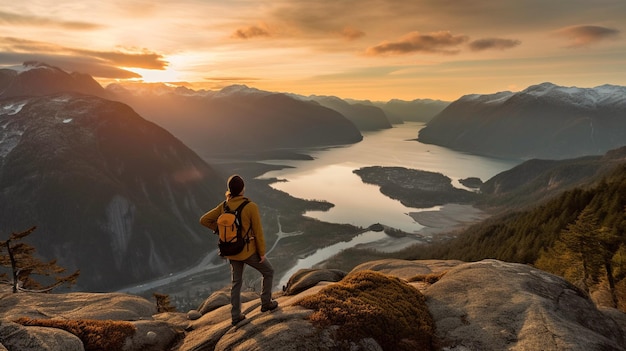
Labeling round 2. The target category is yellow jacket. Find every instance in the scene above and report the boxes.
[199,196,266,260]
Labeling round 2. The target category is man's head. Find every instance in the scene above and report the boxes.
[227,174,245,197]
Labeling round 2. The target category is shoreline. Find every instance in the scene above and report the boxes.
[409,203,488,236]
[356,203,488,253]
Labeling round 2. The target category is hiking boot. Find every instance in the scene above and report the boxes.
[261,300,278,312]
[231,315,246,326]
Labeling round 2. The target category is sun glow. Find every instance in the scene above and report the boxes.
[126,66,182,83]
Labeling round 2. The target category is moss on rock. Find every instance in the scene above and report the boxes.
[295,270,438,351]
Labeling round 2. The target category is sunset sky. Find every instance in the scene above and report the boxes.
[1,0,625,101]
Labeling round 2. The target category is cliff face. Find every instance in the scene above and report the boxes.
[0,94,224,291]
[2,259,625,351]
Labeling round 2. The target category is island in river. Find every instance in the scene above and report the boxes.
[353,166,478,208]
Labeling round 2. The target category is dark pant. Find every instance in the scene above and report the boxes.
[229,252,274,319]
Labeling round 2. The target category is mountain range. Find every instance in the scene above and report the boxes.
[418,82,626,160]
[2,61,626,293]
[106,83,365,160]
[303,94,392,131]
[367,98,450,123]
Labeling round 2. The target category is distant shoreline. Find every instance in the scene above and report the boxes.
[356,203,488,253]
[408,203,488,236]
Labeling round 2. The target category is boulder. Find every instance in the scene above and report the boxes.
[0,291,155,320]
[2,259,625,351]
[0,322,84,351]
[424,259,626,350]
[351,258,462,279]
[282,268,346,296]
[196,287,259,315]
[0,291,182,351]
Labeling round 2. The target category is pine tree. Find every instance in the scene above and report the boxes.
[0,226,80,293]
[555,208,604,293]
[596,227,621,307]
[153,293,177,312]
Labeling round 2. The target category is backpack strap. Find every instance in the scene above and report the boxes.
[234,200,252,251]
[234,200,250,230]
[233,199,250,214]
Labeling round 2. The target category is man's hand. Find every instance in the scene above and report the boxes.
[259,255,266,263]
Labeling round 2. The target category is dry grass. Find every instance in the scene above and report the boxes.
[295,270,438,351]
[14,317,136,351]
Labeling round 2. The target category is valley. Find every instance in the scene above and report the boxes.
[1,63,625,314]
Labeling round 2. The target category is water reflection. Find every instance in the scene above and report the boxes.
[277,230,387,288]
[261,122,520,233]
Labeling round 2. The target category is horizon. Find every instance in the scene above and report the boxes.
[1,1,625,102]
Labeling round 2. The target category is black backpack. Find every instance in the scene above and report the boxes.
[216,200,251,256]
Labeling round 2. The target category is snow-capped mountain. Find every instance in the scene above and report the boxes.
[0,61,108,99]
[418,83,626,160]
[0,93,224,291]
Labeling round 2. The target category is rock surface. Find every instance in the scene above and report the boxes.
[1,259,625,351]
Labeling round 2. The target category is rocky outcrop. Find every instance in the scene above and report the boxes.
[282,268,346,296]
[1,259,625,351]
[422,260,625,350]
[0,290,182,351]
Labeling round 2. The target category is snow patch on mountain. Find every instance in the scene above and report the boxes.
[213,84,270,98]
[0,101,27,116]
[0,101,27,159]
[521,82,626,108]
[457,83,626,109]
[4,61,59,74]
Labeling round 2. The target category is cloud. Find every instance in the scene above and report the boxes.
[0,37,167,78]
[204,76,261,82]
[338,26,365,41]
[366,31,469,56]
[232,24,271,39]
[0,10,103,30]
[73,48,168,70]
[469,38,521,51]
[0,37,167,70]
[555,25,620,47]
[0,52,141,79]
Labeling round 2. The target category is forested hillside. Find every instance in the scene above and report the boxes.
[405,162,626,310]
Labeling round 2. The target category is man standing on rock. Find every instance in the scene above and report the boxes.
[200,174,278,325]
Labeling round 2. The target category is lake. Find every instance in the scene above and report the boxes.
[260,122,520,232]
[259,122,521,286]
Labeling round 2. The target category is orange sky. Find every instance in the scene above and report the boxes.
[1,1,625,101]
